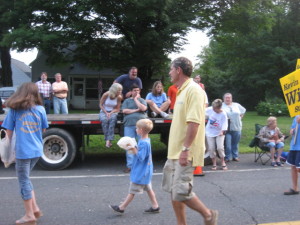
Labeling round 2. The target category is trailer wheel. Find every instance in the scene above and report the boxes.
[38,128,77,170]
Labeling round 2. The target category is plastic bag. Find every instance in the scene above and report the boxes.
[0,129,16,168]
[117,136,137,154]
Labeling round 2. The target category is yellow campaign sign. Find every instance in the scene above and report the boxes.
[296,59,300,70]
[280,69,300,117]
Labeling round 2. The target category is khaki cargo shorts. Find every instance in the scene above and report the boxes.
[129,182,152,194]
[162,159,195,201]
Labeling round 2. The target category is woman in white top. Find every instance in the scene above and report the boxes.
[99,83,123,148]
[206,99,228,170]
[222,93,246,162]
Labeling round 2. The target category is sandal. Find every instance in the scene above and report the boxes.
[276,162,283,167]
[271,162,277,167]
[211,166,217,171]
[284,188,299,195]
[222,165,228,171]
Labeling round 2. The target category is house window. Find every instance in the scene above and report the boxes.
[86,78,99,99]
[74,83,83,96]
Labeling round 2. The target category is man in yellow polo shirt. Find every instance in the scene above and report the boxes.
[162,57,218,225]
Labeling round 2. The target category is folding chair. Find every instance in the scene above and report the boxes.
[249,124,271,165]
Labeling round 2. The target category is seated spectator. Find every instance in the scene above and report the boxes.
[99,83,123,148]
[205,99,228,170]
[146,81,170,118]
[167,84,177,114]
[258,116,285,167]
[121,84,147,173]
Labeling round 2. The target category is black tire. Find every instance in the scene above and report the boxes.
[38,128,77,170]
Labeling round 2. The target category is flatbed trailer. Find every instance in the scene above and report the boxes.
[0,114,171,170]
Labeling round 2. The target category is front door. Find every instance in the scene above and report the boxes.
[70,78,85,109]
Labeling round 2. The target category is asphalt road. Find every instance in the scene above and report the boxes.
[0,153,299,225]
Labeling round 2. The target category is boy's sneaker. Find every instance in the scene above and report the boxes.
[109,205,124,214]
[151,112,157,118]
[144,207,160,213]
[160,112,169,118]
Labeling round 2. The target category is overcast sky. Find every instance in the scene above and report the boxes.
[11,29,210,67]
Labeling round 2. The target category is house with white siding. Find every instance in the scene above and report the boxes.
[0,58,31,87]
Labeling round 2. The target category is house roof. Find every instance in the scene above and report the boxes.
[0,58,31,86]
[69,63,117,76]
[11,59,31,78]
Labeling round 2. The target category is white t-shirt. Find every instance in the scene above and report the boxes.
[205,107,228,137]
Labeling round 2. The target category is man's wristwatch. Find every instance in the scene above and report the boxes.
[182,146,190,152]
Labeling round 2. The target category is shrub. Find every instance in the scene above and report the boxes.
[255,101,289,116]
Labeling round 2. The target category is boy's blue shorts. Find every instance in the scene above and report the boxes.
[286,150,300,168]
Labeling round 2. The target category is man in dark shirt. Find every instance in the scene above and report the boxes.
[114,67,142,99]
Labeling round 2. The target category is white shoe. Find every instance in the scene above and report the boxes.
[160,112,169,118]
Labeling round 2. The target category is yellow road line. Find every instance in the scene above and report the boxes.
[258,221,300,225]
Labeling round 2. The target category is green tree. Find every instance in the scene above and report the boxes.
[196,0,300,109]
[2,0,217,90]
[0,0,43,86]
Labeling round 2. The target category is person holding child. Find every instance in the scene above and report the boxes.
[146,81,170,118]
[258,116,285,167]
[99,83,123,148]
[2,82,48,225]
[110,119,160,213]
[284,115,300,195]
[206,99,228,170]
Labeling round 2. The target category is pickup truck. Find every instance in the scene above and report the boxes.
[0,114,171,170]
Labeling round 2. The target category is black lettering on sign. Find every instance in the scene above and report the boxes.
[284,80,299,91]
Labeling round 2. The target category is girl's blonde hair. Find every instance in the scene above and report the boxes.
[151,81,164,96]
[212,99,223,109]
[5,82,43,110]
[136,119,153,133]
[109,83,123,98]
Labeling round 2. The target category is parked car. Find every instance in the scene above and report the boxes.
[0,86,18,114]
[0,97,4,114]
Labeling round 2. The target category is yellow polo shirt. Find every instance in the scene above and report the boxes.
[167,78,206,167]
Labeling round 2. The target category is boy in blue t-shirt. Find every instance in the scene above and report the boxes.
[110,119,160,213]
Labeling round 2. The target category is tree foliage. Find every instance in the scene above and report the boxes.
[1,0,215,88]
[196,0,300,109]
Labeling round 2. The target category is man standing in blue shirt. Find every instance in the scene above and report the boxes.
[114,67,143,99]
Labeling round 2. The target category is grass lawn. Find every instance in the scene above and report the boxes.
[240,111,293,153]
[78,111,293,155]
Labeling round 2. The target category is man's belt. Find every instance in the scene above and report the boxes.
[43,97,50,100]
[55,96,66,99]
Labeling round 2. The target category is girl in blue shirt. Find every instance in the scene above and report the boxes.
[146,81,170,118]
[2,82,48,225]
